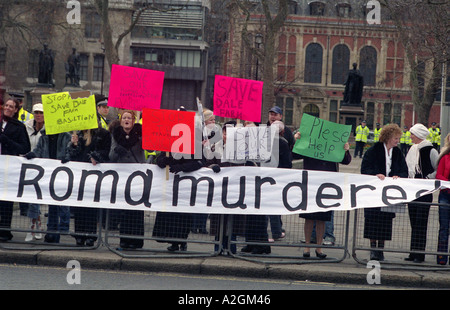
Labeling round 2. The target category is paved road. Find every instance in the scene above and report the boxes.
[0,263,399,291]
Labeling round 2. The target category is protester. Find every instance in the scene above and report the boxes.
[23,103,45,241]
[404,124,438,263]
[67,126,111,246]
[436,133,450,265]
[110,110,148,249]
[267,106,294,150]
[361,124,408,261]
[293,131,351,259]
[24,125,71,243]
[354,120,370,158]
[0,98,31,242]
[205,120,247,254]
[267,120,291,242]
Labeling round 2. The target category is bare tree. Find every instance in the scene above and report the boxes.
[232,0,289,121]
[380,0,450,124]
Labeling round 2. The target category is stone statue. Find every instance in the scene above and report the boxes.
[66,48,81,87]
[342,63,364,106]
[38,43,54,86]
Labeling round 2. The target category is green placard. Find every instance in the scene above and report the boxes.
[293,114,352,162]
[41,92,98,135]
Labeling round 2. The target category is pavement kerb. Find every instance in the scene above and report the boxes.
[1,248,450,288]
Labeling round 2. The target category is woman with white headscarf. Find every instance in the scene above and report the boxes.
[404,123,439,263]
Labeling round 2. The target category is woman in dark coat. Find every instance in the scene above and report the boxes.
[152,152,206,251]
[109,110,149,249]
[67,127,111,246]
[0,98,31,241]
[361,124,408,261]
[293,131,351,259]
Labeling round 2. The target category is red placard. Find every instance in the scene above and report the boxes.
[213,75,263,122]
[108,64,165,111]
[142,108,196,155]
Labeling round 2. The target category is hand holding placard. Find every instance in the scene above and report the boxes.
[293,114,351,162]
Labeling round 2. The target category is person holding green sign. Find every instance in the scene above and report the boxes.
[293,131,352,259]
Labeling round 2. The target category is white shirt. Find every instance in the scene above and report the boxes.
[0,120,7,154]
[383,143,392,176]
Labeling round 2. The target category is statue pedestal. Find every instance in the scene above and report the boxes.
[339,104,365,144]
[30,86,56,104]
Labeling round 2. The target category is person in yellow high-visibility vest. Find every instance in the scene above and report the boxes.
[373,123,382,142]
[9,92,33,124]
[428,122,441,152]
[354,120,370,158]
[400,125,412,157]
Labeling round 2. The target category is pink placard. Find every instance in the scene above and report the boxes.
[213,75,263,122]
[108,64,165,111]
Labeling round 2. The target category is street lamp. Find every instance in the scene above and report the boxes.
[100,42,105,95]
[254,34,263,80]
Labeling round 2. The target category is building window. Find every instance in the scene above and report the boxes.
[360,46,377,86]
[365,102,375,129]
[131,47,200,68]
[85,12,101,39]
[309,1,326,16]
[79,54,89,81]
[336,3,352,17]
[329,100,338,123]
[0,48,6,75]
[276,96,294,126]
[304,43,323,83]
[303,103,320,118]
[383,102,402,126]
[331,44,350,85]
[277,35,297,83]
[93,54,104,81]
[27,49,40,78]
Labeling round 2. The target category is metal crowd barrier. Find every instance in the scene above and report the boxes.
[0,202,102,251]
[1,200,450,271]
[352,200,450,270]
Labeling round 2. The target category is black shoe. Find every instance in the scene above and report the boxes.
[251,245,271,254]
[75,238,85,246]
[315,250,327,259]
[85,238,95,247]
[241,245,253,253]
[0,232,13,242]
[303,251,310,258]
[167,243,179,251]
[180,243,187,251]
[404,255,415,261]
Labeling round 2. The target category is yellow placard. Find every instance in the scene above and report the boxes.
[41,92,98,135]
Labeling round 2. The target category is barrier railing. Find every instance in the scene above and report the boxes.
[352,201,450,270]
[1,201,450,270]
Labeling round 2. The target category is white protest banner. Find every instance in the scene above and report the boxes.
[1,155,448,215]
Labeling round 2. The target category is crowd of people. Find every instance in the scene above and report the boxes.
[0,94,449,265]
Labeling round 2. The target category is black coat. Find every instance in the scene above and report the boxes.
[67,128,111,163]
[0,117,30,155]
[361,142,408,178]
[361,142,408,240]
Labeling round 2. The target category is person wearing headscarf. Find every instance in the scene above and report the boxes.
[404,123,438,263]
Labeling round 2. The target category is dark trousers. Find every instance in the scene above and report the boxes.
[354,141,365,158]
[0,200,14,238]
[73,207,99,241]
[408,194,432,260]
